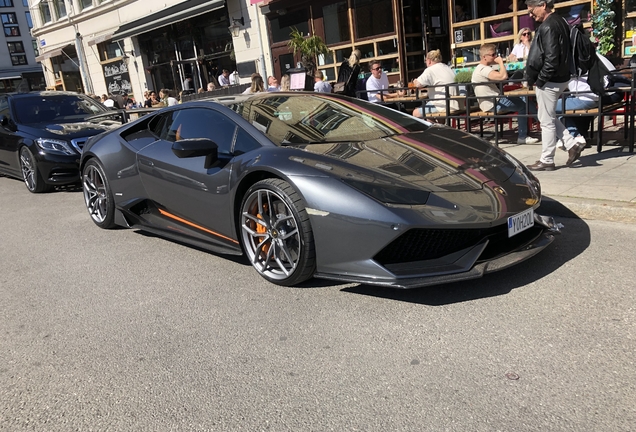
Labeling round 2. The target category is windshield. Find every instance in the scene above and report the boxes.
[229,94,431,145]
[13,94,107,125]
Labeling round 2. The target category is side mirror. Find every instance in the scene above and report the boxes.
[172,138,219,169]
[0,115,9,127]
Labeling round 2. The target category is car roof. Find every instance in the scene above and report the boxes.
[1,91,91,99]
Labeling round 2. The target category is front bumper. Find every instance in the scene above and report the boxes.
[314,214,560,289]
[35,151,81,185]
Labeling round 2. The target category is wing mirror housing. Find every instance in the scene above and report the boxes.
[172,138,219,169]
[0,114,10,128]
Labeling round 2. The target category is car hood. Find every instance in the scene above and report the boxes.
[18,121,114,140]
[293,127,518,192]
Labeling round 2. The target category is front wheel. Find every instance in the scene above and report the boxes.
[82,159,116,229]
[20,147,52,193]
[240,179,316,286]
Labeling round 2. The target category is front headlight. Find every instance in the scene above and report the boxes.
[36,138,76,156]
[343,179,430,205]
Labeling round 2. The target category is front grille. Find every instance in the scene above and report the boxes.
[373,223,544,266]
[70,137,90,154]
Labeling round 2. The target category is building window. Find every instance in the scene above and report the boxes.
[353,0,394,39]
[270,9,309,44]
[8,41,24,53]
[11,54,27,65]
[25,11,31,28]
[53,0,67,19]
[80,0,93,11]
[39,3,51,24]
[32,39,38,56]
[323,2,350,45]
[1,13,20,36]
[97,40,124,61]
[22,0,27,6]
[0,0,14,7]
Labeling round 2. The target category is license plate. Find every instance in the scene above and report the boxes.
[508,208,534,237]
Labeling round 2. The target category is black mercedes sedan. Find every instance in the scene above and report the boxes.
[0,91,121,193]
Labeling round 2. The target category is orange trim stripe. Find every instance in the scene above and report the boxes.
[158,209,239,244]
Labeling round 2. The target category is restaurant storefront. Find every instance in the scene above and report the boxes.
[261,0,451,85]
[261,0,633,86]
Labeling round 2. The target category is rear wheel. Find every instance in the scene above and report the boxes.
[82,159,116,229]
[240,179,316,286]
[20,147,52,193]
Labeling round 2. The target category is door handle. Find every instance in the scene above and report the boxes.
[139,158,154,167]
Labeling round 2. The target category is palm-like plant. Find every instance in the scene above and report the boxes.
[287,28,329,75]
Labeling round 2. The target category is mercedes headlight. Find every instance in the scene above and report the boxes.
[36,138,76,156]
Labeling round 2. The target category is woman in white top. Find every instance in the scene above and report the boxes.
[508,27,533,62]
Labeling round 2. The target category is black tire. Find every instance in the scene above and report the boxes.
[20,147,53,193]
[240,179,316,286]
[82,159,116,229]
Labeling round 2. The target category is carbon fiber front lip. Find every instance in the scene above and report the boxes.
[314,231,556,289]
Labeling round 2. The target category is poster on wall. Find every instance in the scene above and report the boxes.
[103,59,132,96]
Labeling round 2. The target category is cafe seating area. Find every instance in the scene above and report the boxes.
[363,68,636,154]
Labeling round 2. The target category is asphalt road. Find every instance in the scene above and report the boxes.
[1,175,635,431]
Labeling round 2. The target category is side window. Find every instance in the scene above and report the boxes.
[148,112,175,140]
[0,97,8,118]
[166,108,237,154]
[233,128,262,156]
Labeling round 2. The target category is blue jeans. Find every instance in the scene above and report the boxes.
[418,104,439,116]
[490,96,534,139]
[556,96,597,138]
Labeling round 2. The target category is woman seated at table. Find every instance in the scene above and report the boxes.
[411,50,458,118]
[508,28,533,62]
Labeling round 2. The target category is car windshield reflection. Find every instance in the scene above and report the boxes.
[230,94,431,145]
[13,95,106,124]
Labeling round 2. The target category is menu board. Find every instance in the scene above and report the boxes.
[102,59,132,96]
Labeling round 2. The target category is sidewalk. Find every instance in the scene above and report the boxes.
[491,126,636,223]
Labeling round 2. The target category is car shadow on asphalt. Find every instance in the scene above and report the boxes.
[341,203,590,305]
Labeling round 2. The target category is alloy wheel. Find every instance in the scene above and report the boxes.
[83,164,109,224]
[241,188,303,282]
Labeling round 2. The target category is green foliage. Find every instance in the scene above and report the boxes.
[287,28,329,74]
[454,70,473,83]
[591,0,616,55]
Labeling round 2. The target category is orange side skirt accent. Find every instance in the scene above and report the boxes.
[158,209,239,244]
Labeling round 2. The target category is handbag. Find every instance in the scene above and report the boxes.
[333,64,354,95]
[333,81,347,94]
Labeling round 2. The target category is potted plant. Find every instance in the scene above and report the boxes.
[454,70,473,96]
[287,28,329,76]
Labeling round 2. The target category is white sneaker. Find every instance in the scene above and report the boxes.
[574,135,587,145]
[518,136,539,144]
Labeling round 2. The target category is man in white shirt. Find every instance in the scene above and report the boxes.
[412,49,459,117]
[313,71,332,93]
[218,69,231,86]
[472,43,538,144]
[555,53,620,144]
[365,61,398,103]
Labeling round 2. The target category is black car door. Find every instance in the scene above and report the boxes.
[0,96,21,177]
[137,107,238,244]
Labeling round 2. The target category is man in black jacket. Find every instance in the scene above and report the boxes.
[524,0,585,170]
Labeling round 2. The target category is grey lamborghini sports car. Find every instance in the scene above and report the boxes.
[80,92,559,288]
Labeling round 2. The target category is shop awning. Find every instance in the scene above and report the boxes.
[87,31,116,47]
[111,0,225,42]
[34,43,74,62]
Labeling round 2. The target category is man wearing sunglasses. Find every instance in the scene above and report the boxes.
[525,0,584,171]
[366,61,399,103]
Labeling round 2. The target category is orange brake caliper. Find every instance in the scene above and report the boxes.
[256,210,270,257]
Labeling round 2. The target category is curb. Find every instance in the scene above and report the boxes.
[539,196,636,224]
